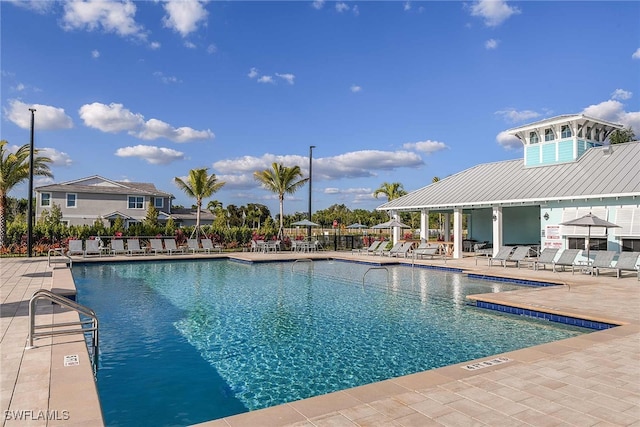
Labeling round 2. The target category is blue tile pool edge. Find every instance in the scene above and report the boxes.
[467,273,559,287]
[471,301,618,330]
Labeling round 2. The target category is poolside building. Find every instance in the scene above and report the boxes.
[377,114,640,259]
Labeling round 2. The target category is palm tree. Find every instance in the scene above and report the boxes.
[0,140,53,247]
[254,162,309,237]
[174,168,225,237]
[609,127,635,144]
[373,182,407,201]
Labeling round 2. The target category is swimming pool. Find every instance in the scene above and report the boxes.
[74,259,588,426]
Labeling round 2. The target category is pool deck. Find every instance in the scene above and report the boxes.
[1,251,639,426]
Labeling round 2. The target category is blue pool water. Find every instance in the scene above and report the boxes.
[74,259,588,426]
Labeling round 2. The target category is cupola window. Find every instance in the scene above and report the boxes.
[561,125,572,138]
[544,128,555,141]
[529,132,539,144]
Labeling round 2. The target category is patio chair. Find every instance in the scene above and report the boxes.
[588,250,617,276]
[488,246,515,267]
[614,252,640,279]
[149,238,166,255]
[201,238,222,253]
[110,239,128,256]
[84,239,102,257]
[352,240,382,255]
[389,241,414,258]
[552,249,580,273]
[126,239,146,255]
[533,248,559,270]
[67,239,83,256]
[413,244,442,260]
[163,238,184,255]
[376,242,403,256]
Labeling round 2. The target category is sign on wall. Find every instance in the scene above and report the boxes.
[544,225,563,249]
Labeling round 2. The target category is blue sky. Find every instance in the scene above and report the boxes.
[2,0,639,215]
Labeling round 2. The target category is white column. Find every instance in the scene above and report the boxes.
[453,208,463,259]
[444,213,451,241]
[420,209,429,241]
[392,211,400,245]
[492,206,503,257]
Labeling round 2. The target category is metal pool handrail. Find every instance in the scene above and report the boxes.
[291,258,314,272]
[362,266,389,287]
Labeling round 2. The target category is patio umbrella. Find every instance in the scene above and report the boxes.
[291,219,320,227]
[560,213,620,261]
[346,223,368,229]
[372,219,410,229]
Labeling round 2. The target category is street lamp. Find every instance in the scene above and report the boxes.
[308,145,316,239]
[27,108,36,258]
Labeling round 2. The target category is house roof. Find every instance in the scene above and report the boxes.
[169,208,216,221]
[35,175,174,198]
[377,141,640,212]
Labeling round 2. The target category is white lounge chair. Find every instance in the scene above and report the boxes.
[589,250,617,276]
[110,239,128,256]
[533,248,559,270]
[614,252,640,279]
[84,239,102,257]
[389,241,414,258]
[149,238,166,255]
[201,238,222,253]
[163,238,184,255]
[353,240,382,255]
[413,244,441,260]
[377,242,404,256]
[125,239,146,256]
[552,249,581,273]
[488,246,515,267]
[67,239,83,256]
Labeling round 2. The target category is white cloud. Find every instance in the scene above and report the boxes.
[162,0,208,38]
[153,71,180,84]
[402,140,448,154]
[248,67,259,79]
[213,150,424,187]
[611,89,632,101]
[115,145,185,165]
[350,84,362,93]
[496,130,521,150]
[78,102,214,142]
[582,100,640,133]
[257,75,274,84]
[632,48,640,60]
[40,147,73,167]
[4,100,73,130]
[7,0,53,13]
[469,0,520,27]
[150,41,161,50]
[62,0,145,39]
[184,41,196,49]
[352,5,359,16]
[485,39,499,50]
[495,108,541,123]
[276,73,295,85]
[335,2,349,13]
[207,43,217,54]
[312,0,325,10]
[91,49,100,59]
[15,83,26,92]
[404,2,411,11]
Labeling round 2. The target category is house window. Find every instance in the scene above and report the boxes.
[154,197,164,209]
[66,193,77,208]
[128,196,144,209]
[41,193,51,207]
[621,239,640,252]
[567,237,607,251]
[561,125,572,139]
[529,132,539,144]
[544,129,555,142]
[61,220,70,227]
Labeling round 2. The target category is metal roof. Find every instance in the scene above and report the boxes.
[377,141,640,212]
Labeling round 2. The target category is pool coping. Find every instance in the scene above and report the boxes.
[3,252,639,426]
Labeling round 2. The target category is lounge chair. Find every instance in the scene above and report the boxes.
[163,238,184,255]
[376,242,403,256]
[84,239,102,257]
[488,246,515,267]
[201,238,222,253]
[110,239,128,256]
[126,239,146,255]
[614,252,640,279]
[353,240,382,255]
[533,248,559,270]
[67,239,83,256]
[589,250,617,276]
[413,244,442,260]
[149,238,166,255]
[264,240,280,253]
[552,249,580,273]
[389,241,414,258]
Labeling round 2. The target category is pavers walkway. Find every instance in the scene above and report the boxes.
[1,252,639,427]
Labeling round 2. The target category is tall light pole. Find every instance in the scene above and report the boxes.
[27,108,36,258]
[308,145,315,239]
